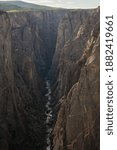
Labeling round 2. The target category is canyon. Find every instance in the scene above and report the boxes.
[0,6,99,150]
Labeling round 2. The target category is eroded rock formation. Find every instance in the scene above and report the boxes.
[0,11,46,150]
[53,8,100,150]
[0,9,66,150]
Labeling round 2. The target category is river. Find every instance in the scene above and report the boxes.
[45,80,53,150]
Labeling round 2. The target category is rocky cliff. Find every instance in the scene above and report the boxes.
[50,9,99,99]
[0,10,46,150]
[0,11,13,150]
[49,10,91,93]
[10,10,66,75]
[0,9,67,150]
[52,8,100,150]
[9,10,66,150]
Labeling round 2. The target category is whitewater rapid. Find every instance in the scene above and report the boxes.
[45,80,53,150]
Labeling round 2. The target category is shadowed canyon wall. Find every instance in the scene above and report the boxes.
[0,11,46,150]
[10,10,66,75]
[0,10,66,150]
[0,7,100,150]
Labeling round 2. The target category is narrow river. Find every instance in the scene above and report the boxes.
[45,80,53,150]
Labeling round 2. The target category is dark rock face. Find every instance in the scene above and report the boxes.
[0,9,69,150]
[10,10,66,76]
[53,8,100,150]
[0,11,46,150]
[0,10,66,150]
[0,11,13,150]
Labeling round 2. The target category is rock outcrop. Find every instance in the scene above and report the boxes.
[53,8,100,150]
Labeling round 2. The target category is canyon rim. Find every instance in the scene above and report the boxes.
[0,1,100,150]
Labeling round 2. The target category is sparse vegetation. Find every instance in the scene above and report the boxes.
[0,1,61,12]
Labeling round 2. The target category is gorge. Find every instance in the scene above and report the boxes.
[0,5,100,150]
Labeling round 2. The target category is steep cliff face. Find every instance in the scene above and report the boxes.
[0,10,66,150]
[50,10,92,98]
[0,11,13,150]
[53,8,100,150]
[0,11,46,150]
[8,10,66,150]
[10,10,66,75]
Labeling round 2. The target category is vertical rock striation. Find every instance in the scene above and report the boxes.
[0,11,13,150]
[49,9,94,100]
[0,10,46,150]
[53,8,100,150]
[0,9,66,150]
[10,10,66,75]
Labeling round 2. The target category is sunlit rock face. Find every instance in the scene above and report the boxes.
[53,8,100,150]
[50,9,99,100]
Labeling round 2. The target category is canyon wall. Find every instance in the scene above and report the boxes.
[0,11,14,150]
[52,8,100,150]
[49,9,92,96]
[10,10,66,75]
[0,9,67,150]
[0,10,46,150]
